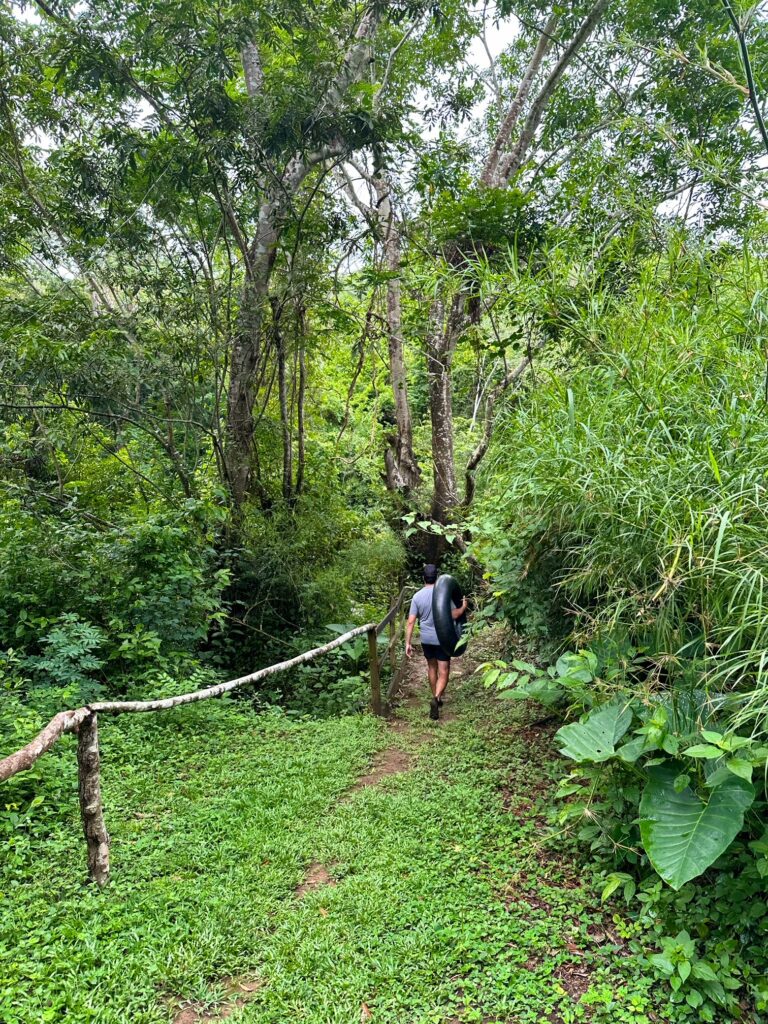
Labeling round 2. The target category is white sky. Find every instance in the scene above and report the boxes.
[468,12,519,65]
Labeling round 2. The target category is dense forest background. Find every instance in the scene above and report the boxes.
[1,0,765,698]
[2,0,768,1019]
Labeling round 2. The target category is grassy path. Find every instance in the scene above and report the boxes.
[1,641,654,1024]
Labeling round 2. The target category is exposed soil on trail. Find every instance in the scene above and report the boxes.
[293,652,442,904]
[348,640,461,789]
[388,640,466,723]
[295,862,336,897]
[348,746,413,790]
[171,977,262,1024]
[294,644,467,904]
[554,959,593,1001]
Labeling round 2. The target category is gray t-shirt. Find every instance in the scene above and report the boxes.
[409,584,440,645]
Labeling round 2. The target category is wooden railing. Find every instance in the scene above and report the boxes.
[367,585,409,716]
[0,590,411,886]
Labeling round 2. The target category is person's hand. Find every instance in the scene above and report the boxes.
[406,642,414,658]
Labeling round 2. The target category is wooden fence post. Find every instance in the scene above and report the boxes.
[368,626,382,716]
[77,712,110,886]
[388,617,397,673]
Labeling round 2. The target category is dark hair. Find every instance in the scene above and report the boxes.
[423,563,438,583]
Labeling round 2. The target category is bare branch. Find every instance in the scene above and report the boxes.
[464,338,547,506]
[374,24,417,114]
[334,164,376,223]
[481,12,560,187]
[500,0,612,181]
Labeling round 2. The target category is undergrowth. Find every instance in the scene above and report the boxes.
[0,663,705,1024]
[472,237,768,1020]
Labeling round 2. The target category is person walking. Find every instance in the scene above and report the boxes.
[405,564,468,720]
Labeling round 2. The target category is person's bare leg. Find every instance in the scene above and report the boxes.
[435,660,450,700]
[426,658,438,696]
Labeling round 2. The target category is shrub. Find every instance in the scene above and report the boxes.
[474,239,768,733]
[0,498,228,698]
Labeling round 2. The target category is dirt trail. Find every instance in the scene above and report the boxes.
[298,641,466,882]
[166,629,625,1024]
[389,640,472,720]
[172,644,481,1024]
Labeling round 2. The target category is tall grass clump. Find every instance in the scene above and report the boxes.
[476,235,768,733]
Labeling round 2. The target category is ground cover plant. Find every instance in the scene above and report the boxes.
[4,651,739,1024]
[2,0,768,1021]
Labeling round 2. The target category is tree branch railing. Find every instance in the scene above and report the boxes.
[368,586,410,717]
[0,590,410,887]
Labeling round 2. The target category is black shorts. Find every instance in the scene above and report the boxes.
[422,642,451,662]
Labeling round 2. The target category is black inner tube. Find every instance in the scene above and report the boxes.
[432,574,468,657]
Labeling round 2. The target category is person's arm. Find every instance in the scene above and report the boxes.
[451,596,468,620]
[405,613,417,657]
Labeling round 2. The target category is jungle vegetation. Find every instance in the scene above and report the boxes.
[2,0,768,1020]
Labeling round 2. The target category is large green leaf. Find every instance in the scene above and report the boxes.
[639,766,755,890]
[555,700,633,763]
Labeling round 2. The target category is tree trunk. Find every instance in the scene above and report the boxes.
[427,296,463,529]
[295,340,306,498]
[501,0,612,180]
[464,339,546,506]
[374,176,421,492]
[227,267,271,506]
[337,164,420,493]
[428,354,457,522]
[276,315,293,502]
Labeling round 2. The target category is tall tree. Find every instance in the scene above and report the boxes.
[424,0,612,526]
[5,0,437,509]
[386,0,767,535]
[226,7,386,506]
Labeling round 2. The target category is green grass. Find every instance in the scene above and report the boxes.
[2,678,659,1024]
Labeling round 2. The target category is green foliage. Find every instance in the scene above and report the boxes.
[220,495,404,673]
[476,649,599,707]
[257,624,390,718]
[544,640,767,891]
[0,498,228,699]
[556,701,633,764]
[25,613,107,712]
[429,186,540,256]
[469,241,768,986]
[645,930,741,1016]
[0,662,700,1024]
[476,237,768,722]
[1,0,768,1017]
[639,765,754,890]
[595,860,768,1021]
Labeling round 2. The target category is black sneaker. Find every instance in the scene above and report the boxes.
[438,697,444,707]
[429,697,440,720]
